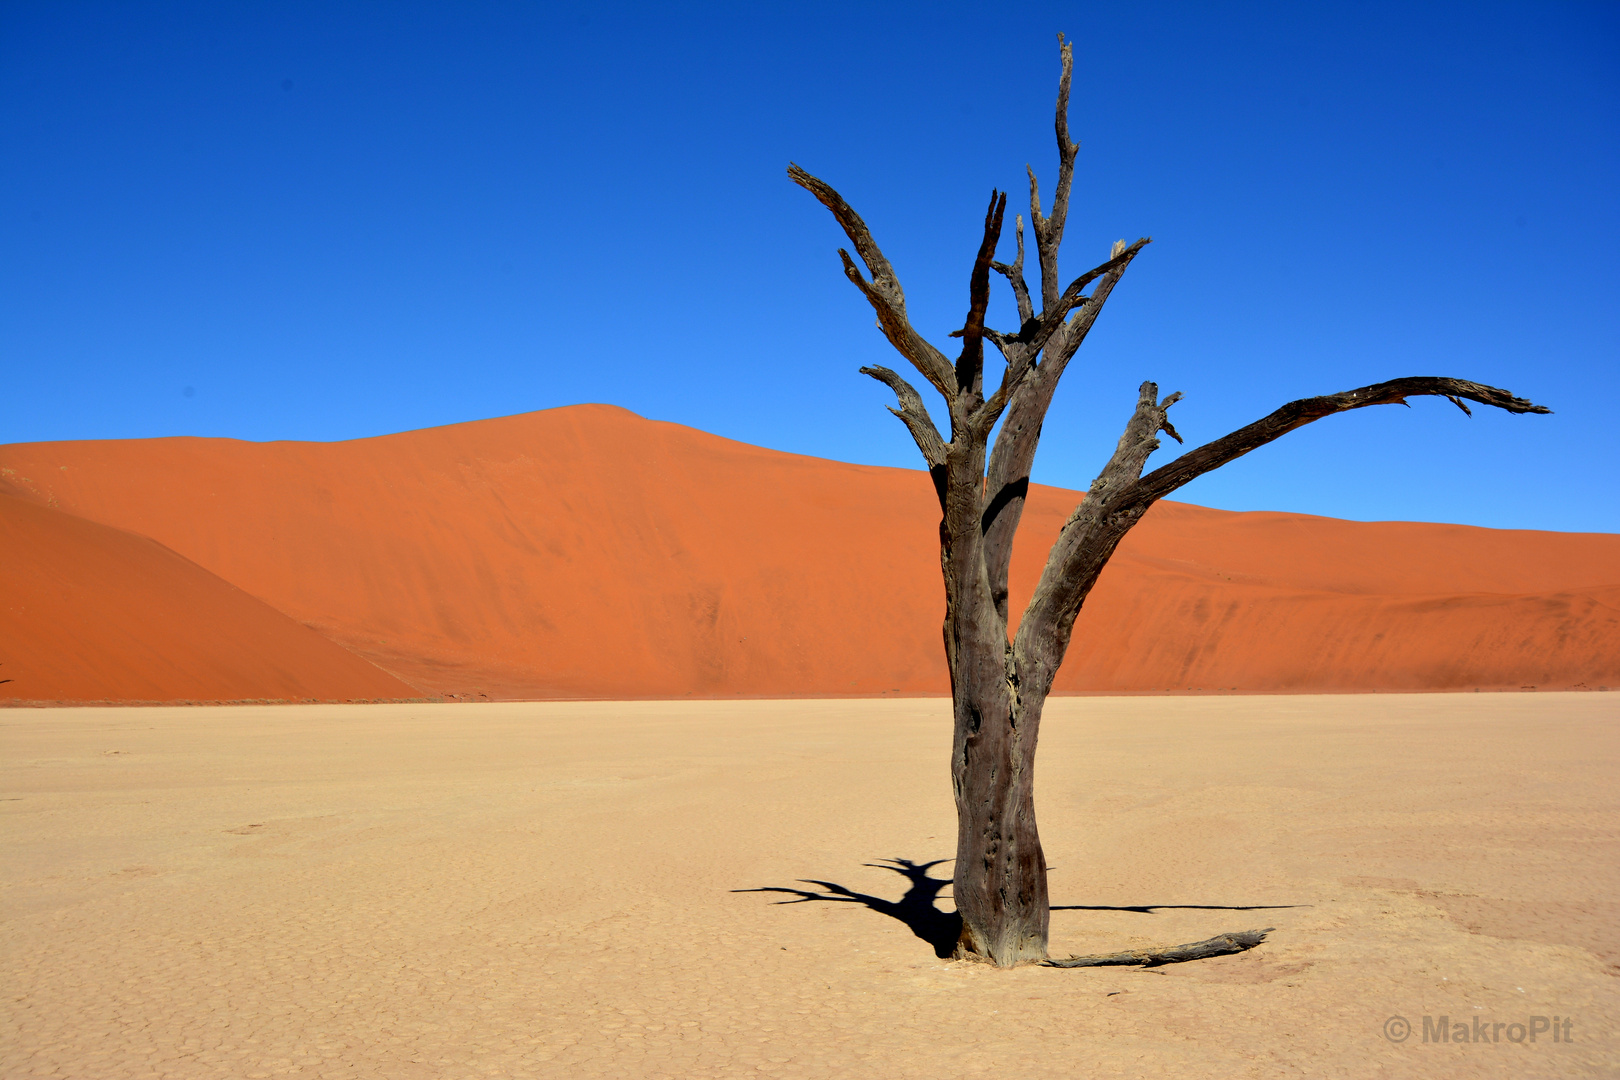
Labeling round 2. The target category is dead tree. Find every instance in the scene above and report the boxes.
[790,35,1549,968]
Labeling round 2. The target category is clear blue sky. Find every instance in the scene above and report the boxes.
[4,2,1616,532]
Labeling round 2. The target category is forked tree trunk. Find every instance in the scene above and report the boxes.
[792,36,1548,968]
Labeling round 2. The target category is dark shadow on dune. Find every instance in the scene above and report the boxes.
[738,858,1307,960]
[735,858,962,958]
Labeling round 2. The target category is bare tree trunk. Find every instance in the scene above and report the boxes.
[790,35,1548,968]
[950,679,1049,964]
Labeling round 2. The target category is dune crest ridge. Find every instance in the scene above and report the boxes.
[3,403,1616,702]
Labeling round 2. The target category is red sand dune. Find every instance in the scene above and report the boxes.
[0,491,417,703]
[3,404,1616,701]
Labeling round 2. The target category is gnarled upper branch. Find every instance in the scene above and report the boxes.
[859,364,947,469]
[1013,376,1551,693]
[955,191,1009,401]
[978,236,1152,622]
[788,164,957,399]
[990,215,1033,325]
[1134,377,1549,504]
[1028,33,1080,311]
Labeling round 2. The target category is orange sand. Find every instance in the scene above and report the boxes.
[0,492,417,703]
[3,405,1616,702]
[2,694,1615,1078]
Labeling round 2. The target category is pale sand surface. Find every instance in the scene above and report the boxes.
[3,695,1615,1079]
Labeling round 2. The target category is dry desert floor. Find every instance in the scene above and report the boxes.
[3,694,1616,1079]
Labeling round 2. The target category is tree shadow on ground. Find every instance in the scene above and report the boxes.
[735,858,962,958]
[737,857,1305,961]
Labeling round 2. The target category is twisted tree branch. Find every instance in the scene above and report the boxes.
[991,214,1034,324]
[978,237,1152,622]
[954,237,1149,444]
[1015,238,1151,358]
[789,164,957,398]
[1135,376,1550,504]
[1028,33,1080,311]
[955,191,1009,401]
[1013,376,1550,696]
[860,364,948,469]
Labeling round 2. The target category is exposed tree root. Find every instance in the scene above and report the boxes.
[1043,927,1273,968]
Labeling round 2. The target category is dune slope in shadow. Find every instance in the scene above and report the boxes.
[0,491,419,703]
[2,404,1615,700]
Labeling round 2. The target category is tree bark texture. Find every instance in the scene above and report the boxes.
[791,35,1548,968]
